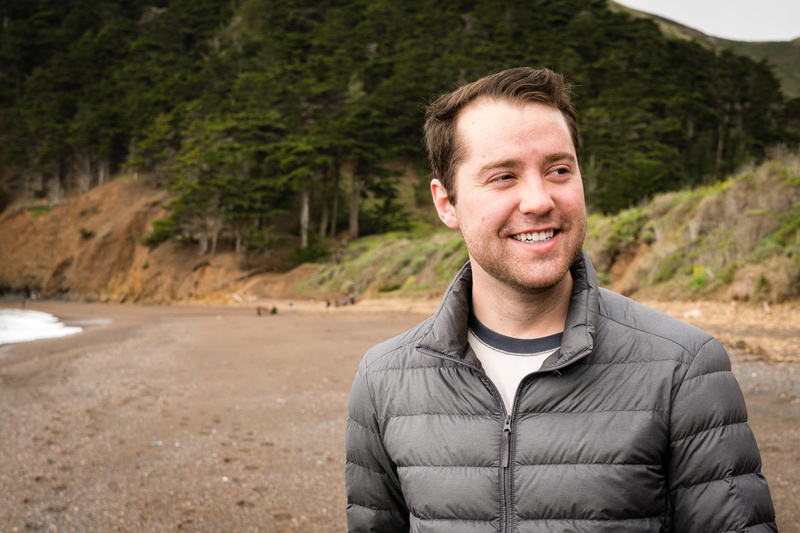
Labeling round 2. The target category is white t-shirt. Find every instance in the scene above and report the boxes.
[467,312,561,413]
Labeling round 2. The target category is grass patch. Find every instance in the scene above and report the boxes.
[652,252,684,284]
[28,207,50,217]
[603,207,649,254]
[688,265,708,292]
[308,230,466,296]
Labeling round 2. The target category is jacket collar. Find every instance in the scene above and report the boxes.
[417,249,598,366]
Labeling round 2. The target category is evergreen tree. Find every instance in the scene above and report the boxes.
[2,0,797,250]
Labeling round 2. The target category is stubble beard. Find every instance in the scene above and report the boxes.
[462,219,586,296]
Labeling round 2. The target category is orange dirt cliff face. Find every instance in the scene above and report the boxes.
[0,178,268,303]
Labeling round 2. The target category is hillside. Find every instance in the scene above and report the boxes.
[586,149,800,303]
[3,0,799,235]
[2,150,798,306]
[608,0,800,98]
[309,149,800,305]
[710,39,800,99]
[0,178,267,303]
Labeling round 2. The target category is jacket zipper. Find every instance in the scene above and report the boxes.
[417,345,593,533]
[502,414,513,533]
[417,346,514,532]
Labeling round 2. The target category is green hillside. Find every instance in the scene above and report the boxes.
[713,39,800,99]
[608,0,800,98]
[309,149,800,303]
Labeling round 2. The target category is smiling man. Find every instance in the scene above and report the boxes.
[345,67,776,532]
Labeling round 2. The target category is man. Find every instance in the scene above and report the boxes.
[345,67,776,532]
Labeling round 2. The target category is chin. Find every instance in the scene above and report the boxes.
[484,264,571,295]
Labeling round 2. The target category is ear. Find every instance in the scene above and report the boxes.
[431,179,459,229]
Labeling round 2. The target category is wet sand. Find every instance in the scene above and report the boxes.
[0,300,798,532]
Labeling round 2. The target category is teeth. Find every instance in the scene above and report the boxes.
[512,230,555,243]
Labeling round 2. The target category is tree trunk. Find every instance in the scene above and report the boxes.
[331,162,340,237]
[349,174,360,239]
[209,215,223,258]
[319,200,329,239]
[47,176,63,203]
[74,152,93,195]
[300,185,311,249]
[714,122,725,174]
[319,167,330,239]
[234,226,243,254]
[198,226,209,257]
[98,156,109,187]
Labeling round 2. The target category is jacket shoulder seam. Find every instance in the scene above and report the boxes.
[363,335,426,371]
[681,367,731,384]
[670,470,764,494]
[597,309,710,357]
[348,502,405,514]
[712,521,777,533]
[671,420,749,446]
[347,416,380,437]
[346,459,392,477]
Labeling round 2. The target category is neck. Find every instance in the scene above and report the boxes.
[470,267,573,340]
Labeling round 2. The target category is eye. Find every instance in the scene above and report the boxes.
[488,173,515,184]
[548,166,572,180]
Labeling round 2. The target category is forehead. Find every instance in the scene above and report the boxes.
[454,98,572,158]
[458,96,564,129]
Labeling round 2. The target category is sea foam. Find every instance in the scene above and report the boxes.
[0,309,84,345]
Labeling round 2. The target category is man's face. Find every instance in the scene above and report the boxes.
[432,98,587,294]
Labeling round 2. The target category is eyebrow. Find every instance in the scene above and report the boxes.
[477,152,577,175]
[478,158,521,174]
[543,152,577,165]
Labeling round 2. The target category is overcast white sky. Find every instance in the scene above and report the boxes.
[614,0,800,42]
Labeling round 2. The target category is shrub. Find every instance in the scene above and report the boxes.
[688,265,707,292]
[140,217,179,248]
[755,273,771,292]
[653,252,684,283]
[603,207,649,254]
[289,234,329,264]
[719,265,736,285]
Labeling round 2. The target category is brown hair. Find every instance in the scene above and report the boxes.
[424,67,581,204]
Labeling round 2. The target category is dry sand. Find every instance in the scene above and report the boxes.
[1,299,798,532]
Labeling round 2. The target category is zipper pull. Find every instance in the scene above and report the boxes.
[501,415,512,468]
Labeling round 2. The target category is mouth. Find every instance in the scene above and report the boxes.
[511,229,556,243]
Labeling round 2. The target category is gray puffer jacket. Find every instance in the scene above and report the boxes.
[345,250,776,532]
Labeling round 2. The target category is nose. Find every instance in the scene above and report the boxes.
[517,176,555,215]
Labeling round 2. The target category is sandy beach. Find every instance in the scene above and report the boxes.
[1,300,798,532]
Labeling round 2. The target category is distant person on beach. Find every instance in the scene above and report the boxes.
[21,286,32,309]
[345,67,776,532]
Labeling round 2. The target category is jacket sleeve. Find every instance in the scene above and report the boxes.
[668,337,777,532]
[345,358,409,532]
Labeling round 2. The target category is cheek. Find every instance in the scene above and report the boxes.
[557,186,586,214]
[465,194,514,221]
